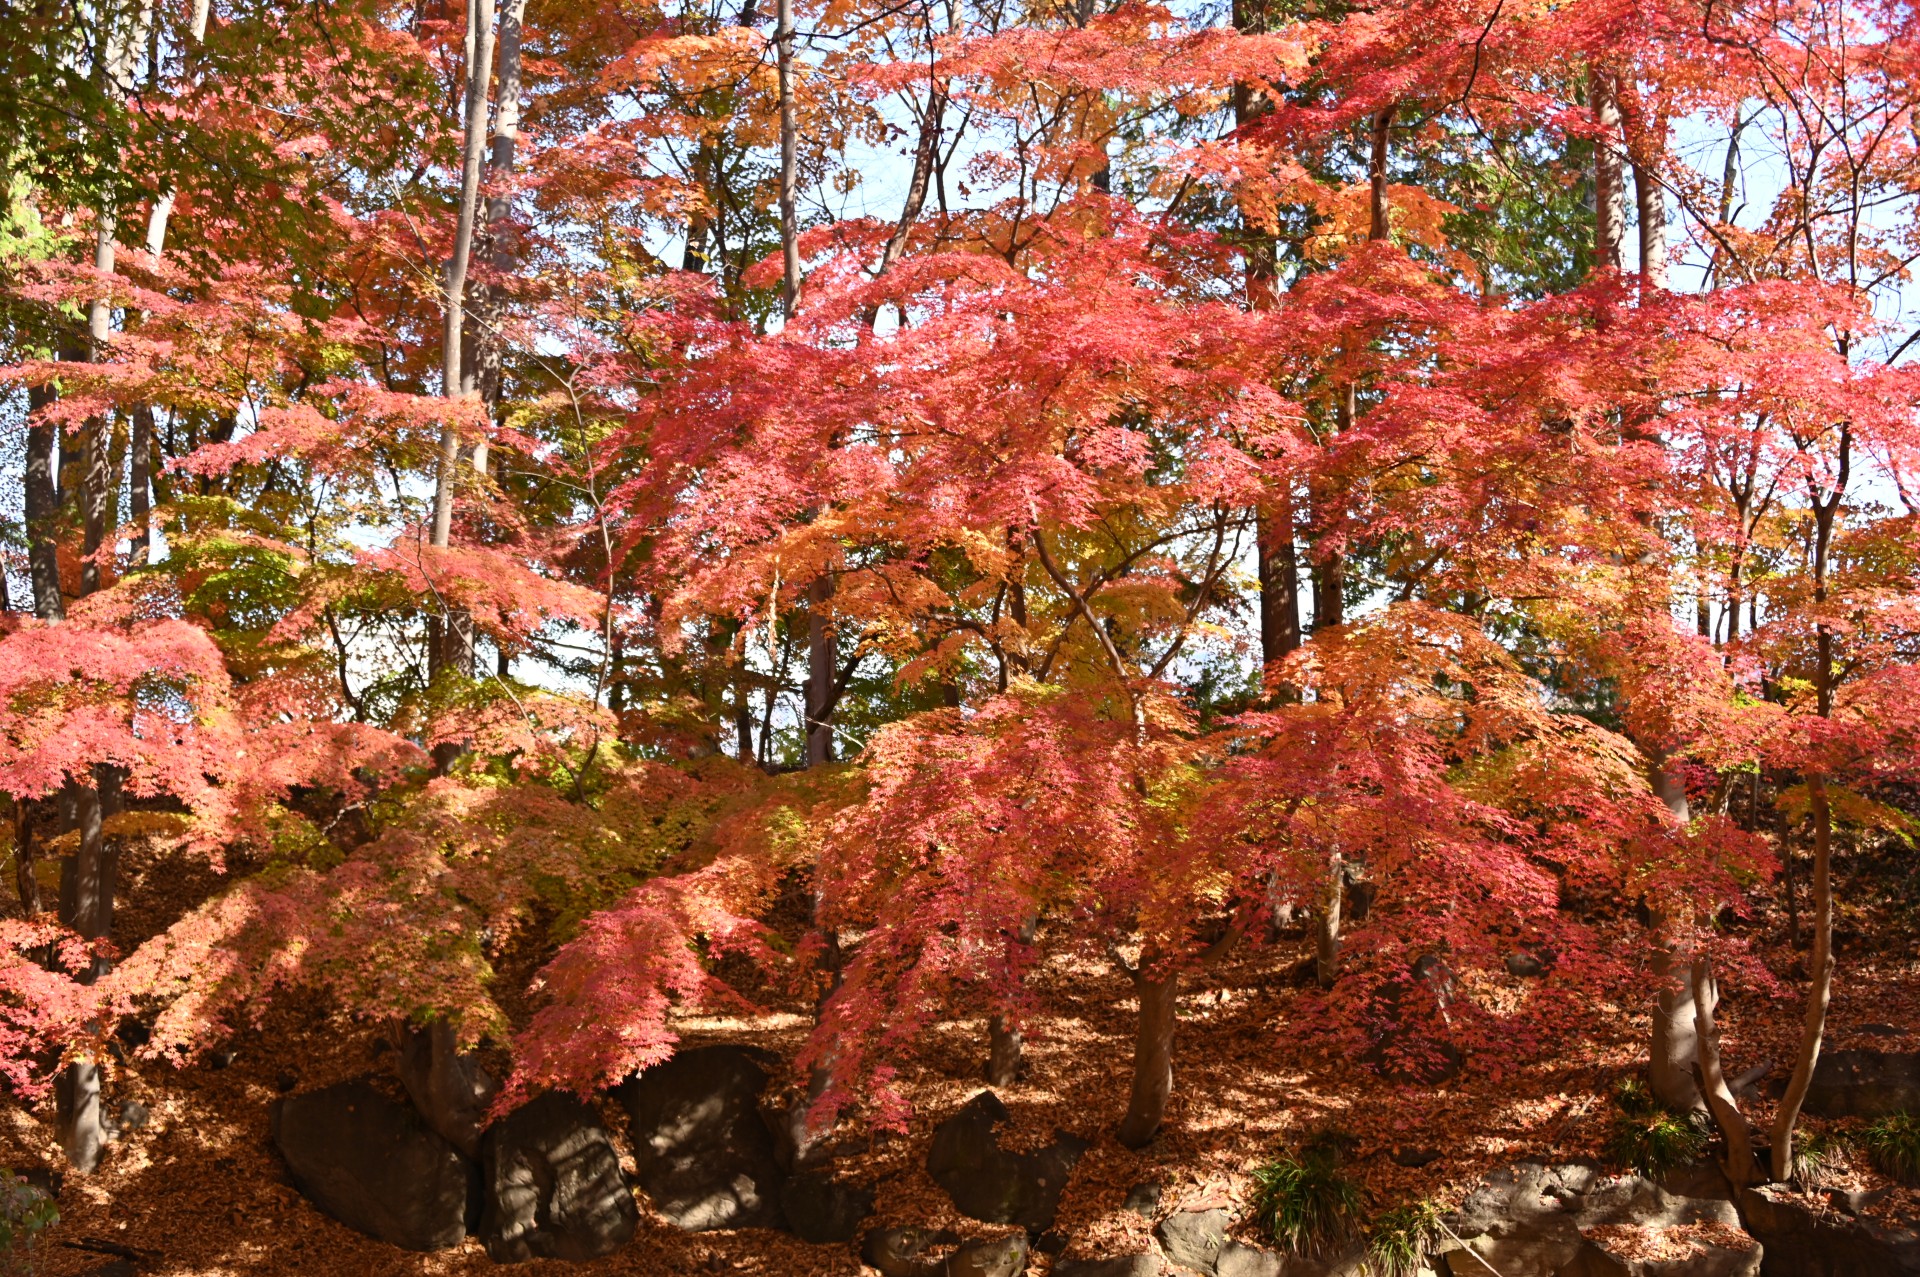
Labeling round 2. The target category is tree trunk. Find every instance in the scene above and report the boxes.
[1771,775,1835,1181]
[1592,65,1626,270]
[1368,103,1396,242]
[985,1015,1023,1088]
[1690,957,1756,1190]
[129,405,151,566]
[428,0,497,690]
[25,383,64,622]
[1649,921,1701,1110]
[397,1019,498,1158]
[1315,852,1344,990]
[1771,447,1846,1183]
[12,801,42,915]
[1257,500,1299,674]
[1117,963,1178,1149]
[1634,157,1666,291]
[55,778,113,1172]
[804,574,834,767]
[1646,759,1701,1109]
[775,0,799,317]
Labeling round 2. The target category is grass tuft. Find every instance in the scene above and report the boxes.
[1604,1076,1709,1178]
[1862,1112,1920,1184]
[1250,1129,1368,1258]
[1366,1199,1443,1277]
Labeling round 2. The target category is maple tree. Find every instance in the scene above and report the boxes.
[0,0,1916,1240]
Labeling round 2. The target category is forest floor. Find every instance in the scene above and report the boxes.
[5,836,1920,1276]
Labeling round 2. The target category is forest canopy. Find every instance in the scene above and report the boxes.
[3,0,1920,1269]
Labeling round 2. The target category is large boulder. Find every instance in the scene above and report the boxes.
[1153,1208,1362,1276]
[1438,1161,1760,1277]
[1055,1258,1165,1277]
[617,1044,786,1231]
[862,1227,964,1277]
[780,1167,875,1243]
[397,1020,498,1158]
[479,1092,638,1262]
[926,1091,1090,1233]
[272,1080,479,1251]
[1801,1050,1920,1118]
[1734,1184,1920,1277]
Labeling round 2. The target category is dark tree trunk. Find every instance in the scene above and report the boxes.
[129,405,152,566]
[55,778,113,1172]
[12,802,42,915]
[1117,962,1177,1149]
[805,575,835,767]
[25,384,65,622]
[985,1015,1023,1088]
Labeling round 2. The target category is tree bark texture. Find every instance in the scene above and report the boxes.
[1117,964,1178,1149]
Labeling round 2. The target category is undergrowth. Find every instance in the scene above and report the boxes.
[1863,1112,1920,1184]
[1787,1127,1848,1192]
[1366,1199,1443,1277]
[1605,1077,1708,1178]
[1250,1129,1368,1258]
[0,1171,57,1274]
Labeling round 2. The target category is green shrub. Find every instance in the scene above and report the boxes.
[0,1171,58,1273]
[1367,1199,1443,1277]
[1249,1131,1367,1258]
[1862,1112,1920,1184]
[1604,1077,1708,1178]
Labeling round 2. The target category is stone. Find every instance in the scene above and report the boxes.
[1123,1179,1164,1217]
[1055,1257,1165,1277]
[1156,1208,1231,1273]
[1735,1184,1920,1277]
[619,1045,786,1232]
[926,1091,1090,1233]
[862,1226,963,1277]
[780,1167,875,1243]
[1802,1049,1920,1118]
[1436,1160,1761,1277]
[1213,1241,1286,1277]
[949,1234,1031,1277]
[397,1020,498,1158]
[479,1092,638,1262]
[272,1080,479,1251]
[1506,952,1546,978]
[1391,1146,1443,1168]
[115,1099,148,1133]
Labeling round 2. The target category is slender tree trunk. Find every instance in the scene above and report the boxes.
[1368,103,1395,242]
[1634,157,1666,290]
[55,778,112,1173]
[1771,774,1835,1181]
[1592,65,1626,271]
[804,575,834,766]
[1117,961,1178,1149]
[128,406,152,567]
[12,802,42,916]
[428,0,497,691]
[468,0,527,476]
[1690,957,1756,1189]
[775,0,799,318]
[25,384,64,622]
[1770,459,1845,1182]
